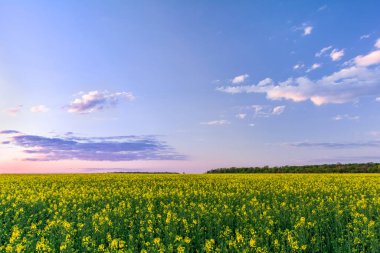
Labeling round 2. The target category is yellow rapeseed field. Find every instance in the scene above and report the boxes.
[0,174,379,252]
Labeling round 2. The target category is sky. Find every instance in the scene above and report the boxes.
[1,1,380,173]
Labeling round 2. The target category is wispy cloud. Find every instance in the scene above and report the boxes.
[67,90,135,114]
[360,34,371,40]
[272,105,286,115]
[1,131,185,161]
[232,74,249,84]
[217,39,380,106]
[292,140,380,149]
[330,49,345,61]
[306,63,321,72]
[310,156,380,164]
[333,114,359,121]
[4,105,23,116]
[30,105,50,113]
[317,5,327,11]
[315,46,344,61]
[0,130,20,134]
[315,46,332,57]
[240,104,285,118]
[201,120,230,126]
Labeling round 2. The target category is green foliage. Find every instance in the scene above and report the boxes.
[207,162,380,173]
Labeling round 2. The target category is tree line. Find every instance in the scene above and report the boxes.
[206,163,380,173]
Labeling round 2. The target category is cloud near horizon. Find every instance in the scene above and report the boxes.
[292,140,380,149]
[217,39,380,106]
[4,105,23,116]
[68,90,135,114]
[1,131,185,161]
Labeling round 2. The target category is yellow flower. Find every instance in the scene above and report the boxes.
[154,237,161,245]
[177,246,185,253]
[249,238,256,248]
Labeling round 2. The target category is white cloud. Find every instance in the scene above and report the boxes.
[217,47,380,106]
[315,46,332,57]
[355,50,380,66]
[232,74,249,84]
[293,64,304,70]
[30,105,50,113]
[236,113,247,119]
[68,90,135,114]
[375,38,380,49]
[249,123,255,127]
[303,26,313,36]
[306,63,321,72]
[375,97,380,102]
[333,114,359,121]
[201,120,230,126]
[330,49,345,61]
[272,106,286,115]
[293,23,313,36]
[360,34,371,40]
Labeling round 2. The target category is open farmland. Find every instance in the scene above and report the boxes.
[1,174,380,252]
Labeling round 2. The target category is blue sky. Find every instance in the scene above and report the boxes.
[1,1,380,173]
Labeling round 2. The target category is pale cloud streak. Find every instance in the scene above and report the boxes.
[4,105,23,116]
[292,140,380,149]
[333,114,359,121]
[30,105,50,113]
[360,34,371,40]
[201,120,230,126]
[315,46,332,57]
[68,90,135,114]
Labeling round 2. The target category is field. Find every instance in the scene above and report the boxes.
[0,174,379,252]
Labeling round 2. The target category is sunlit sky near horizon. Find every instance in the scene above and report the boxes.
[1,1,380,173]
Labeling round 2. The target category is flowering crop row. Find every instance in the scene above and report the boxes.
[0,174,379,252]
